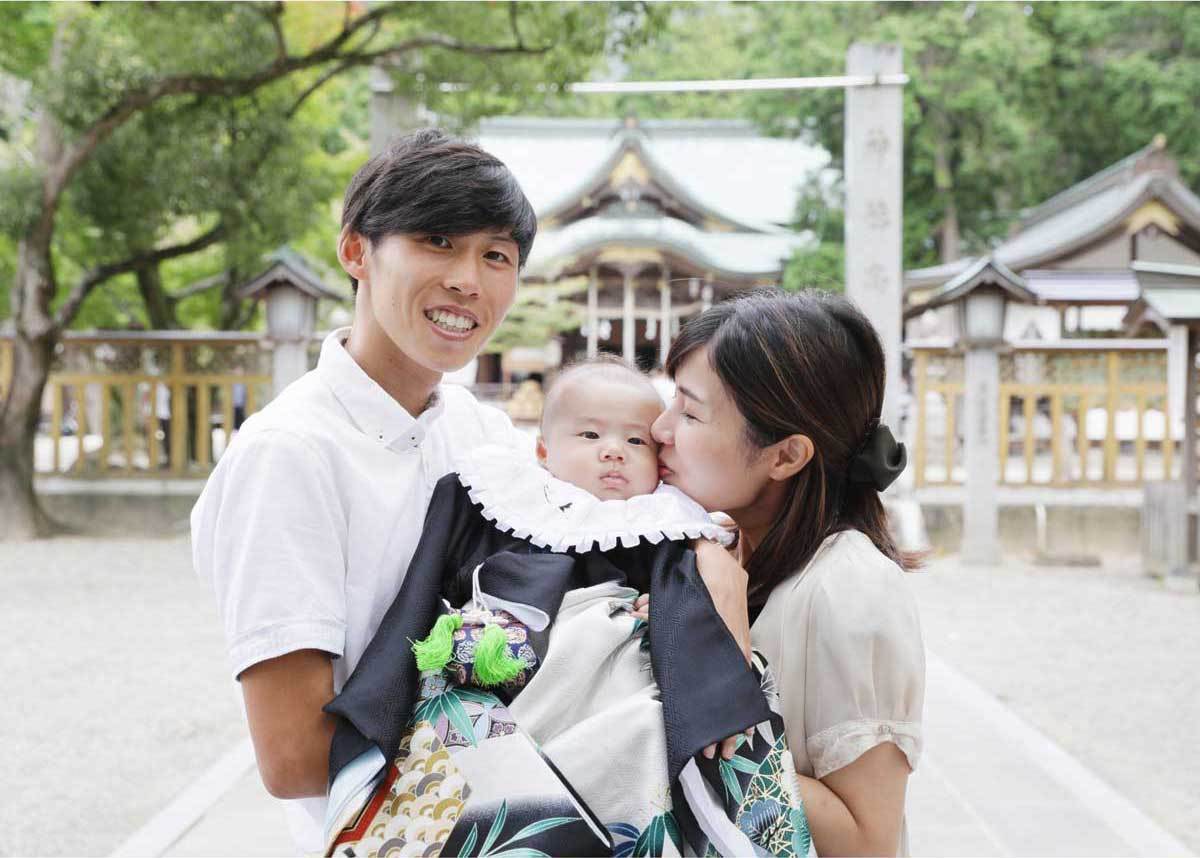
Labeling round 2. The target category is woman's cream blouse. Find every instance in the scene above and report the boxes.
[750,529,925,851]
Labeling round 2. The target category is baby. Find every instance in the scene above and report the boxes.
[323,356,811,858]
[536,355,665,501]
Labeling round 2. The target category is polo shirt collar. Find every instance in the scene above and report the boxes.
[317,327,446,450]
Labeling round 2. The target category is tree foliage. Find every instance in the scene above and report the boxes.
[554,2,1200,275]
[0,1,653,332]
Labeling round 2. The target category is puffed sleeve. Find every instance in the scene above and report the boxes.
[191,427,348,681]
[802,539,925,779]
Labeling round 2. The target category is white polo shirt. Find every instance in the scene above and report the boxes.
[190,328,530,853]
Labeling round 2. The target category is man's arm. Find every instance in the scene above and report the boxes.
[240,649,338,799]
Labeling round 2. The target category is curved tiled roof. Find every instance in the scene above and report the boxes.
[906,170,1200,292]
[524,215,812,279]
[477,117,829,230]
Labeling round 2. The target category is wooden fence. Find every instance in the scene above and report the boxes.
[910,341,1181,489]
[1,332,271,479]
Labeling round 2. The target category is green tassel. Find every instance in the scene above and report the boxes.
[412,613,463,673]
[472,624,525,686]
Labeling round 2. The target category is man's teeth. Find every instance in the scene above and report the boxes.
[425,309,477,332]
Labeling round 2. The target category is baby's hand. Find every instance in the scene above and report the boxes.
[631,593,650,621]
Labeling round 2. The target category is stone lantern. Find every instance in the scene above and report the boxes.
[907,256,1037,565]
[237,248,346,398]
[1129,261,1200,584]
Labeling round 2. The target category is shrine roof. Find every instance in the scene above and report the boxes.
[477,117,829,231]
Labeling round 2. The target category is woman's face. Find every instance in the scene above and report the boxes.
[652,347,778,515]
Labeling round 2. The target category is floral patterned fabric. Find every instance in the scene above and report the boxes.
[327,585,814,858]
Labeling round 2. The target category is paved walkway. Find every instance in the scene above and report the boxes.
[112,649,1192,858]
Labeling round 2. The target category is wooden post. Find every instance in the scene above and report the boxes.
[74,384,87,474]
[196,383,211,467]
[659,271,672,368]
[1050,394,1064,484]
[170,342,186,475]
[1023,395,1036,483]
[1104,351,1120,483]
[99,383,111,475]
[587,266,599,359]
[1076,395,1090,482]
[50,382,62,472]
[944,393,956,484]
[622,268,636,362]
[123,381,135,475]
[913,351,927,487]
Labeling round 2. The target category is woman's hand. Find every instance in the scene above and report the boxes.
[693,537,755,760]
[631,593,650,621]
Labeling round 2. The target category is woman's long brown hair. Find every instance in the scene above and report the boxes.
[666,290,919,606]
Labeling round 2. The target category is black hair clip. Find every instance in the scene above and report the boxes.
[846,420,907,493]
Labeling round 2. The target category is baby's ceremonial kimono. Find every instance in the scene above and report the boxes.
[322,447,815,858]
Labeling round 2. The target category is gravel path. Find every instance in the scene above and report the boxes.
[4,535,1196,856]
[909,555,1200,853]
[0,537,244,857]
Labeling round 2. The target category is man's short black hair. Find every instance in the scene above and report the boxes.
[340,128,537,292]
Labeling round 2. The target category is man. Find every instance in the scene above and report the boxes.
[191,129,536,852]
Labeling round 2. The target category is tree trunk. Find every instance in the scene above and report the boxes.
[933,133,961,263]
[0,242,61,540]
[135,261,180,329]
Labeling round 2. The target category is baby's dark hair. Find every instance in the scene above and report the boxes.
[541,354,662,431]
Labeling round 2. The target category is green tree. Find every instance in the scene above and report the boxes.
[0,1,653,539]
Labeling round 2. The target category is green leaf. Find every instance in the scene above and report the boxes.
[480,799,508,856]
[454,687,503,706]
[459,823,479,857]
[442,692,480,748]
[494,817,576,851]
[718,760,744,806]
[663,812,682,851]
[727,755,760,775]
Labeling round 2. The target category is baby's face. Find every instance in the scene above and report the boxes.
[538,376,663,500]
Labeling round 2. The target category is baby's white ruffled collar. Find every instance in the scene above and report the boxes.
[455,445,735,554]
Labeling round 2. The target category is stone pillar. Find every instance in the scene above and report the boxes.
[1184,329,1198,506]
[659,273,672,367]
[845,42,904,431]
[962,346,1002,564]
[622,268,636,362]
[370,65,422,156]
[1188,331,1199,577]
[264,287,317,399]
[1168,324,1189,477]
[587,267,599,358]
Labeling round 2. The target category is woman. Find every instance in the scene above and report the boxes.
[651,289,924,857]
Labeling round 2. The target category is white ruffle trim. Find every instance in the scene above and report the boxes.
[806,718,923,779]
[454,444,735,554]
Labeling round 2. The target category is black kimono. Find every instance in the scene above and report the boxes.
[321,449,814,857]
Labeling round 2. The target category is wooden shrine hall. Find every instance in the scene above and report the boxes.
[477,117,819,371]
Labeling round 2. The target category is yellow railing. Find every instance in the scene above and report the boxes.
[911,342,1177,488]
[1,332,270,479]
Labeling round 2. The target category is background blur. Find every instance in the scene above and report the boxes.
[2,3,1199,856]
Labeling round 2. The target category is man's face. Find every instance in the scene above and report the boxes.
[346,229,520,374]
